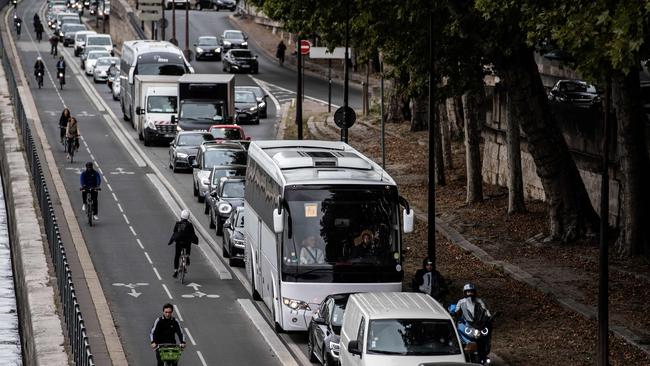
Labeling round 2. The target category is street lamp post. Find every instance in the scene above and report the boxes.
[427,7,436,270]
[296,36,303,140]
[342,0,350,143]
[379,53,385,169]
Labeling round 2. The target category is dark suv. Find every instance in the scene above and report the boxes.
[222,49,258,74]
[192,141,247,202]
[206,176,245,236]
[548,79,600,107]
[194,0,235,11]
[219,30,248,52]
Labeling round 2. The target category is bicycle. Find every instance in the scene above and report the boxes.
[178,248,188,284]
[81,187,100,226]
[36,71,43,88]
[157,343,183,365]
[66,137,78,162]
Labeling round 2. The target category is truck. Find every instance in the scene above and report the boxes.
[133,75,181,146]
[172,74,235,131]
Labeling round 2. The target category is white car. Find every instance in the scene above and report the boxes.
[84,50,111,75]
[92,56,119,82]
[85,34,114,54]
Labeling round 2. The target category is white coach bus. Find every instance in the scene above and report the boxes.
[120,40,193,123]
[244,140,414,332]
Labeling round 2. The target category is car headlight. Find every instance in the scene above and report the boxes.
[218,203,232,214]
[282,297,310,311]
[196,47,204,53]
[233,238,245,248]
[249,106,257,112]
[176,152,188,158]
[59,31,64,36]
[223,41,231,46]
[241,42,248,46]
[329,342,340,358]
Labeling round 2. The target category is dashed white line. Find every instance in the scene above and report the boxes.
[136,238,144,249]
[122,214,130,225]
[184,328,196,345]
[162,284,173,299]
[173,305,183,321]
[152,267,162,281]
[129,226,137,236]
[196,351,208,366]
[144,252,153,264]
[117,203,124,213]
[107,184,114,192]
[90,154,95,161]
[112,192,118,201]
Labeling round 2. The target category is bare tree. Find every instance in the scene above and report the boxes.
[505,91,526,213]
[439,103,453,168]
[463,90,484,203]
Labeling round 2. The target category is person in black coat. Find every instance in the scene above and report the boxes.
[58,108,71,144]
[150,303,185,366]
[168,209,199,278]
[412,257,448,302]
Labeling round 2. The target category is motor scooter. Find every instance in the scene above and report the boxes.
[449,303,495,365]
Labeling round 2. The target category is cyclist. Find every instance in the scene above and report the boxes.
[167,209,198,278]
[65,116,80,159]
[59,108,71,144]
[56,56,66,85]
[34,20,43,42]
[14,15,21,37]
[150,303,185,366]
[34,56,45,86]
[80,162,101,221]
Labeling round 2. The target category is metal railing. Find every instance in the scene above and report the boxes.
[0,9,95,366]
[128,11,147,40]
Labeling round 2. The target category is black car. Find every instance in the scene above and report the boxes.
[234,90,260,124]
[308,293,351,366]
[223,206,245,266]
[222,49,258,74]
[203,164,246,214]
[548,79,600,107]
[206,176,245,235]
[194,36,221,61]
[60,23,85,45]
[194,0,235,10]
[219,29,248,51]
[168,131,213,172]
[236,86,268,118]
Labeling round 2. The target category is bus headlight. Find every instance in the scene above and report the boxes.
[282,297,310,311]
[218,203,232,214]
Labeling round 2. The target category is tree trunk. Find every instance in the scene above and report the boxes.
[463,90,483,203]
[612,69,650,257]
[449,96,465,139]
[439,102,453,169]
[387,73,410,123]
[410,94,429,132]
[500,48,599,241]
[505,91,526,213]
[434,101,446,186]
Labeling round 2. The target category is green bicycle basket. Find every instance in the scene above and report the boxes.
[159,346,182,362]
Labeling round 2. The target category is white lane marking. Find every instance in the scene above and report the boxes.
[117,203,124,213]
[90,154,95,161]
[112,192,118,202]
[144,252,153,264]
[129,226,137,236]
[196,351,208,366]
[249,75,282,118]
[152,267,162,281]
[146,174,232,280]
[162,284,173,299]
[238,299,299,366]
[173,305,184,321]
[122,214,130,225]
[251,77,341,108]
[184,328,196,346]
[136,238,144,249]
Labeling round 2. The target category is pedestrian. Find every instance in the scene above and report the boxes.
[35,21,44,42]
[411,257,448,302]
[276,39,286,66]
[50,34,59,56]
[150,303,185,366]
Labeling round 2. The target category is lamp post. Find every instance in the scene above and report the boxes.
[341,0,350,143]
[296,35,303,140]
[161,0,165,40]
[427,7,436,269]
[171,1,176,43]
[379,52,385,169]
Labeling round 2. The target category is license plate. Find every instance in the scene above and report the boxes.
[204,53,212,56]
[241,65,250,68]
[164,134,175,138]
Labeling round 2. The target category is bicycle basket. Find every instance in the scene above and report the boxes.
[158,346,182,361]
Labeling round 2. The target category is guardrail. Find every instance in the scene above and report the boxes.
[128,11,147,39]
[0,10,95,366]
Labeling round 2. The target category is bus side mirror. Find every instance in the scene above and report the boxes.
[403,208,414,233]
[128,67,134,84]
[272,208,283,234]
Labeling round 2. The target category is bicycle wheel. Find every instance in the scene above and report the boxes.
[87,198,93,226]
[179,250,186,284]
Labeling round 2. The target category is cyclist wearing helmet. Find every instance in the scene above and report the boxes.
[80,162,102,220]
[454,283,491,323]
[34,56,45,78]
[168,209,198,278]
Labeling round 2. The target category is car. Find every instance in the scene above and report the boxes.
[92,56,119,82]
[308,293,352,366]
[233,90,260,124]
[52,12,78,30]
[222,49,258,74]
[98,0,111,19]
[192,141,247,203]
[236,85,268,118]
[168,131,214,172]
[208,124,249,140]
[55,13,80,32]
[194,36,221,61]
[193,0,235,11]
[222,206,245,265]
[203,165,247,215]
[85,34,114,54]
[74,30,96,56]
[84,50,111,75]
[206,176,245,236]
[80,45,105,69]
[60,23,85,45]
[548,79,600,107]
[47,6,68,28]
[219,29,248,52]
[165,0,189,9]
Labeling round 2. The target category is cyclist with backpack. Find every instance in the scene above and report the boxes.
[168,209,198,278]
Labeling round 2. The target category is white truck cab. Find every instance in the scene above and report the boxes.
[134,75,181,146]
[339,292,466,366]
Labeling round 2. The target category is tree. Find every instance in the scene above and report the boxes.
[462,89,484,203]
[505,90,526,213]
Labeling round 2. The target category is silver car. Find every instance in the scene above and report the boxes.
[93,56,119,82]
[84,50,111,75]
[191,142,247,203]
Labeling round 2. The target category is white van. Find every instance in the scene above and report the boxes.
[86,34,114,54]
[339,292,466,366]
[74,30,96,56]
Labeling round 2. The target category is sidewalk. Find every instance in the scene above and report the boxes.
[301,109,650,365]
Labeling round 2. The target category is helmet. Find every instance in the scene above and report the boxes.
[110,60,116,65]
[37,56,42,61]
[85,162,93,169]
[180,209,190,220]
[463,283,477,297]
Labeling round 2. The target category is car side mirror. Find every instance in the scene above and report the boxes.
[191,161,199,168]
[348,340,362,356]
[210,190,218,197]
[169,141,175,146]
[245,136,251,141]
[224,220,231,229]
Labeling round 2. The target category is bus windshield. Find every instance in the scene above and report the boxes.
[281,186,401,283]
[136,62,186,75]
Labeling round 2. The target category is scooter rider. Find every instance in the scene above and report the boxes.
[455,283,491,323]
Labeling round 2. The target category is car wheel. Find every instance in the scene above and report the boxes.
[209,211,215,228]
[93,76,98,83]
[172,160,180,173]
[228,256,238,266]
[216,218,223,236]
[144,134,151,146]
[198,192,205,203]
[222,63,227,72]
[307,334,317,362]
[323,348,333,366]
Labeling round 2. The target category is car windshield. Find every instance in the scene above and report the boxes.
[88,52,110,60]
[136,62,187,76]
[76,33,95,41]
[560,81,597,94]
[366,319,461,356]
[235,91,256,103]
[177,134,210,146]
[96,58,115,66]
[238,87,263,99]
[199,37,218,46]
[61,17,80,24]
[180,102,225,121]
[203,150,247,169]
[210,128,243,140]
[147,96,178,113]
[64,25,85,32]
[211,167,247,184]
[330,301,346,329]
[88,37,111,46]
[224,32,244,40]
[232,50,252,58]
[221,181,245,198]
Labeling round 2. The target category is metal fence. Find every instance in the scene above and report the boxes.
[0,10,95,366]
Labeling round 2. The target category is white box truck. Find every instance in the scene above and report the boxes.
[172,74,235,131]
[134,75,181,146]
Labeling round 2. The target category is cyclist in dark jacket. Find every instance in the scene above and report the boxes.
[80,162,101,219]
[58,108,71,144]
[168,209,198,278]
[150,303,185,366]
